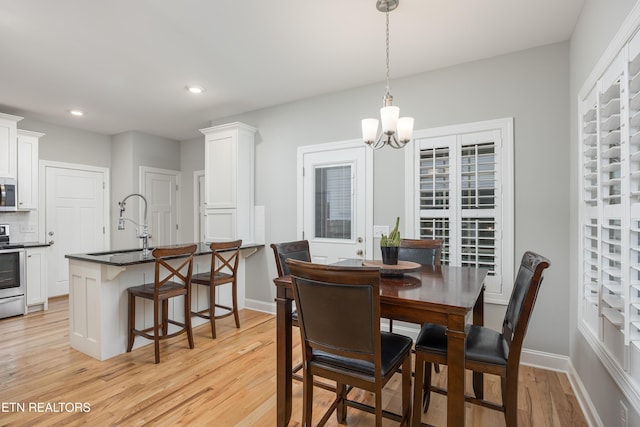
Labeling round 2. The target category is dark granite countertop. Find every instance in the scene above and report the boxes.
[65,242,263,266]
[0,242,51,249]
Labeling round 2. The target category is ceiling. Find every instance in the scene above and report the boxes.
[0,0,585,141]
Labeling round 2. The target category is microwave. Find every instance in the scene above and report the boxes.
[0,178,17,212]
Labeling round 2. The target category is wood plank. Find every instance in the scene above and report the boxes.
[0,297,588,426]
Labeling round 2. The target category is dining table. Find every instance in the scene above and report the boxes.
[273,259,488,427]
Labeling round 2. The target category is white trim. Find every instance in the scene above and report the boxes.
[296,139,374,258]
[244,298,276,315]
[38,160,110,248]
[193,170,204,242]
[567,358,605,427]
[579,321,640,416]
[405,117,514,304]
[578,1,640,100]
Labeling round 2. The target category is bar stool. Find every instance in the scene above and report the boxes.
[127,244,198,364]
[191,240,242,338]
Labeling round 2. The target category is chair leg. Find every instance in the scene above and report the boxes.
[503,373,518,427]
[162,299,169,336]
[209,286,217,339]
[412,354,425,427]
[375,386,383,427]
[127,293,135,352]
[422,362,433,413]
[232,279,240,328]
[434,363,440,373]
[336,382,347,423]
[185,291,194,349]
[401,357,412,426]
[153,300,161,364]
[302,368,314,427]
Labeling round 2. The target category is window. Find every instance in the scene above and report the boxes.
[577,14,640,407]
[314,165,352,239]
[405,118,514,303]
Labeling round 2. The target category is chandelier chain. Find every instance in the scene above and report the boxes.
[385,9,391,95]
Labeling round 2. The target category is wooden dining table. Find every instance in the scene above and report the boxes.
[273,260,488,427]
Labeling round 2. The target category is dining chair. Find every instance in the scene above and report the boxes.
[411,251,551,427]
[389,239,443,332]
[127,244,198,364]
[398,238,443,267]
[286,258,413,426]
[270,240,333,389]
[191,240,242,339]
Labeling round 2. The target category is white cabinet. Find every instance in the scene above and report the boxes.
[26,247,48,312]
[0,113,23,178]
[17,130,44,210]
[200,122,256,241]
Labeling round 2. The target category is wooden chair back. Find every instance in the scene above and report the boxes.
[270,240,311,276]
[286,259,382,366]
[502,251,550,364]
[152,244,198,293]
[398,238,443,267]
[209,240,242,281]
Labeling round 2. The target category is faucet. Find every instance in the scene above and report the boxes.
[117,193,151,255]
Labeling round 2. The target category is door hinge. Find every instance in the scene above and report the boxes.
[176,224,179,230]
[302,231,305,239]
[102,182,105,189]
[103,226,105,234]
[176,184,179,191]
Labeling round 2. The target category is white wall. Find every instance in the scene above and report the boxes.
[179,42,573,354]
[569,1,640,426]
[112,131,180,249]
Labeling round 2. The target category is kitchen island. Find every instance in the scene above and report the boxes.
[65,242,262,360]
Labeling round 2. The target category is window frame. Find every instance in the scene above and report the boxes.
[404,117,515,304]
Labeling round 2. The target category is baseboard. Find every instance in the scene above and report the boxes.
[566,360,604,427]
[244,298,276,314]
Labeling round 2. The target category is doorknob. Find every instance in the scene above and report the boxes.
[48,240,54,245]
[48,231,54,236]
[356,249,363,256]
[357,237,363,243]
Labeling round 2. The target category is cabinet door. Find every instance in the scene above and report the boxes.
[204,208,237,240]
[26,247,48,309]
[205,134,237,208]
[17,132,40,210]
[0,115,19,178]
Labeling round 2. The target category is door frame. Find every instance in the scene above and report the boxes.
[296,139,374,259]
[38,160,110,248]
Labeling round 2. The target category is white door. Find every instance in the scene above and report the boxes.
[141,167,179,247]
[299,142,372,264]
[45,165,106,297]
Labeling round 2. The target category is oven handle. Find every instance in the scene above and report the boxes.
[0,183,5,206]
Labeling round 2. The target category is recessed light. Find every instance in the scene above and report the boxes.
[186,85,204,94]
[69,109,84,116]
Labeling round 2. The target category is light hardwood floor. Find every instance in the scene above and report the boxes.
[0,297,587,426]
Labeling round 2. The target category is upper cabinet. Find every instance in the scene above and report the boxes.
[200,122,257,242]
[0,113,23,179]
[17,129,44,210]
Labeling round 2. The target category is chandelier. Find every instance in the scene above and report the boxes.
[362,0,413,149]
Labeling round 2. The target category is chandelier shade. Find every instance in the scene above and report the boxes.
[362,0,413,149]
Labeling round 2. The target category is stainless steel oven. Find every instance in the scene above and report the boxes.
[0,224,26,318]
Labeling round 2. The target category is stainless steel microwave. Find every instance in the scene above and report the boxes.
[0,178,17,212]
